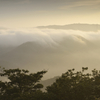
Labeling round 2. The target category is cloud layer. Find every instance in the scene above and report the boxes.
[0,27,100,79]
[0,28,100,46]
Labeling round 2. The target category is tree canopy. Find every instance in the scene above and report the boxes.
[46,67,100,100]
[0,67,47,100]
[1,67,100,100]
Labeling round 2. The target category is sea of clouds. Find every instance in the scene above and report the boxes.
[0,28,100,46]
[0,28,100,79]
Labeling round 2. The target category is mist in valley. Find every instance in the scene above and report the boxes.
[0,25,100,79]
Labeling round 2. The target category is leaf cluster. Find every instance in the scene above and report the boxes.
[46,67,100,100]
[0,67,47,100]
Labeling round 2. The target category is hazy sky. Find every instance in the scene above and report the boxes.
[0,0,100,28]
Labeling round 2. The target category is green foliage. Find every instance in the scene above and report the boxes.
[0,67,47,100]
[1,67,100,100]
[46,67,100,100]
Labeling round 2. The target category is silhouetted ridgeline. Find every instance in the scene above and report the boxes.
[37,23,100,32]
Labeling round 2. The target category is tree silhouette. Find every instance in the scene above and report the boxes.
[0,67,47,100]
[46,67,100,100]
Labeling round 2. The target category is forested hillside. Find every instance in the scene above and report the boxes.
[0,67,100,100]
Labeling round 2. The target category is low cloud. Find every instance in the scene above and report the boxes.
[0,27,100,79]
[0,28,100,46]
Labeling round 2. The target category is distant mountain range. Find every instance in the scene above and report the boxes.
[0,34,99,79]
[0,23,100,80]
[40,76,59,91]
[37,23,100,32]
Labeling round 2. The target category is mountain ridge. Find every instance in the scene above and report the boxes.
[37,23,100,32]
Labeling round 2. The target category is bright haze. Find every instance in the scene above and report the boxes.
[0,0,100,79]
[0,0,100,27]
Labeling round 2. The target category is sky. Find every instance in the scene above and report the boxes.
[0,0,100,28]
